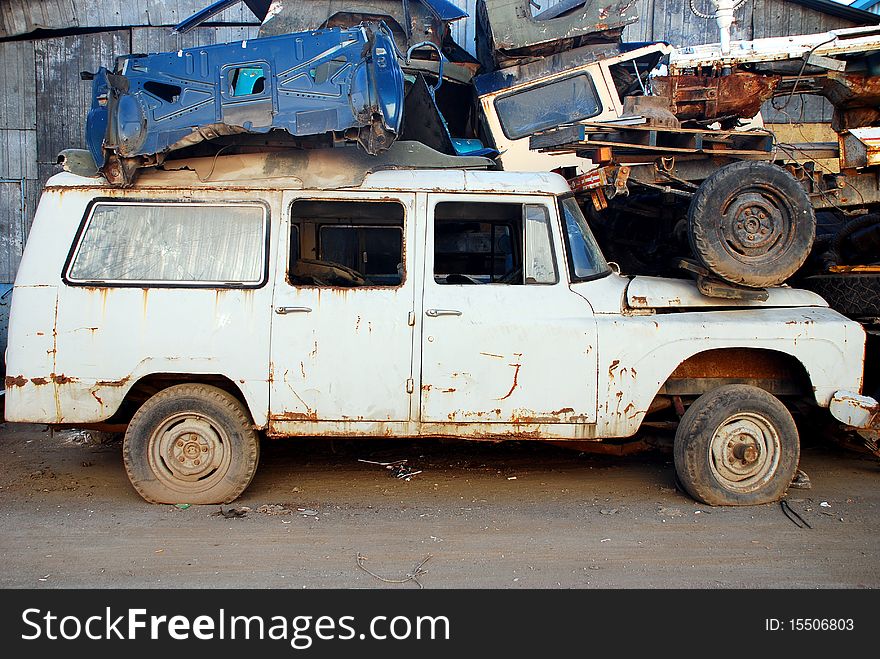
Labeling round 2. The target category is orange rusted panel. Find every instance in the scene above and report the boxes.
[653,72,779,121]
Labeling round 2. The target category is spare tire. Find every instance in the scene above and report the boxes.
[688,161,815,287]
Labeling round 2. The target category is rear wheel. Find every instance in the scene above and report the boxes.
[674,385,800,506]
[688,161,815,287]
[123,384,259,504]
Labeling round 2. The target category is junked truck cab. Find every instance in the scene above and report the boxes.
[4,146,875,506]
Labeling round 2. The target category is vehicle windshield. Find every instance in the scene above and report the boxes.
[495,74,601,139]
[559,196,610,281]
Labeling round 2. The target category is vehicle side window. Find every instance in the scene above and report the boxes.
[66,201,267,287]
[288,200,404,287]
[433,201,557,285]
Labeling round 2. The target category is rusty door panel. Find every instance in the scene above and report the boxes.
[418,192,599,427]
[268,190,418,428]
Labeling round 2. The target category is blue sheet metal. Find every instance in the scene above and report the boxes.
[86,23,405,182]
[419,0,468,21]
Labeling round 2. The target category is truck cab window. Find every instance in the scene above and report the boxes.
[288,200,404,287]
[434,201,556,285]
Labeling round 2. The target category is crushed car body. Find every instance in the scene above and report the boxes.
[86,22,405,185]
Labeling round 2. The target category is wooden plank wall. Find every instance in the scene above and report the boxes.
[0,1,256,38]
[0,18,259,282]
[0,40,37,283]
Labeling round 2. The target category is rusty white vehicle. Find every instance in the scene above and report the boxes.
[4,146,877,507]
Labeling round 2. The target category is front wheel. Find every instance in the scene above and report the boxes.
[674,385,800,506]
[123,384,260,504]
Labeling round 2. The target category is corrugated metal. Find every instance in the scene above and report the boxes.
[0,0,258,38]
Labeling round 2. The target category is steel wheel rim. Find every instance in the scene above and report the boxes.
[148,412,232,494]
[718,185,795,263]
[707,412,781,493]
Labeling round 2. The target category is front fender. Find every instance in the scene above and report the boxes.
[594,307,865,437]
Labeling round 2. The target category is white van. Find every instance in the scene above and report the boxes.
[5,146,877,506]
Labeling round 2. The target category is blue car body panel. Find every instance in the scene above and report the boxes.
[86,23,405,175]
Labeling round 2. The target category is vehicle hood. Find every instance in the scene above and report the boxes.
[626,276,828,310]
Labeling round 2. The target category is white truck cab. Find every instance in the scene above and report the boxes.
[4,147,875,506]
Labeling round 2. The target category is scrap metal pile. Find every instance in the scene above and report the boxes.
[81,0,880,317]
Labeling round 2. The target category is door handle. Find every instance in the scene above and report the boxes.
[275,306,312,315]
[425,308,462,317]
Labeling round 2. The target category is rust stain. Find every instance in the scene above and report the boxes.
[51,373,75,385]
[271,411,319,422]
[90,389,104,405]
[551,407,574,416]
[300,361,306,379]
[142,288,149,316]
[632,296,647,305]
[480,352,504,359]
[441,388,456,393]
[5,375,27,387]
[497,353,523,401]
[609,360,620,377]
[309,340,318,358]
[670,348,797,380]
[422,384,432,391]
[94,376,131,387]
[30,377,49,386]
[355,315,361,332]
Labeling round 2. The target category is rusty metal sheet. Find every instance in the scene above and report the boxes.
[652,72,780,122]
[259,0,455,51]
[158,141,494,188]
[476,0,638,65]
[822,72,880,132]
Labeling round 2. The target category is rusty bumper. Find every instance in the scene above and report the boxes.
[829,391,880,456]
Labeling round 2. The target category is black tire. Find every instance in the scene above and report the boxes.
[688,161,815,288]
[674,385,800,506]
[123,384,259,504]
[802,273,880,318]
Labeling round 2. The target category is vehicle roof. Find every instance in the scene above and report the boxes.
[47,148,571,196]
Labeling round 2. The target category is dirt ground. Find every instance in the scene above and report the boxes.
[0,421,877,588]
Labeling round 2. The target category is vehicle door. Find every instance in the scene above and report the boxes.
[268,191,417,432]
[418,193,599,430]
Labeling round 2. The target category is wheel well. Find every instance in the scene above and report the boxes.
[660,348,813,400]
[105,373,249,425]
